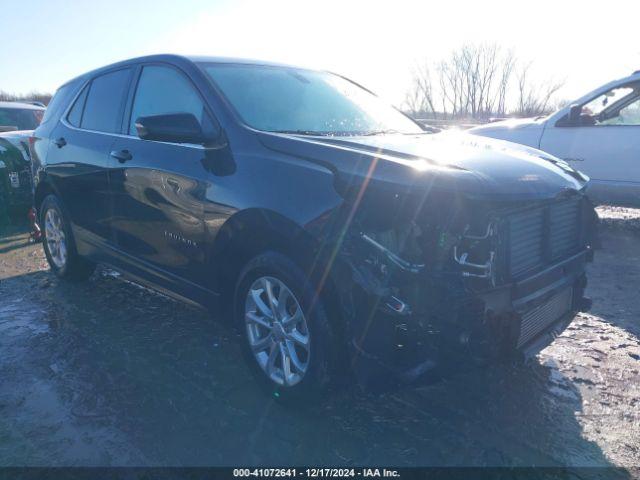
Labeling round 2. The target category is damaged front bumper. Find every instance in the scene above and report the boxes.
[318,189,597,384]
[340,214,593,380]
[346,246,593,383]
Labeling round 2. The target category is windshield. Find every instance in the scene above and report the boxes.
[201,63,423,136]
[0,107,44,131]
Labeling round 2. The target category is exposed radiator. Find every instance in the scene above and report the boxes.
[517,287,573,348]
[549,198,581,260]
[508,198,582,278]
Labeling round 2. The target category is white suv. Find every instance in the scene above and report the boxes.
[470,71,640,206]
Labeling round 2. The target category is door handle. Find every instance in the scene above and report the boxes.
[54,137,66,148]
[110,149,133,163]
[166,177,181,193]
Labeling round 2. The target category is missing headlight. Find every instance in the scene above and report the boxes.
[452,220,498,285]
[360,233,425,274]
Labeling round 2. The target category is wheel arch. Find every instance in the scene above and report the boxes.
[209,208,319,295]
[208,207,346,334]
[34,175,59,213]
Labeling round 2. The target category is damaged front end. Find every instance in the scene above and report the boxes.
[325,186,596,382]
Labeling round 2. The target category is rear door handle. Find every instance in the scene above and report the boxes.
[110,149,133,163]
[54,137,66,148]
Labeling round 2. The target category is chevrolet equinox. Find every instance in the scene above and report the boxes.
[31,55,596,397]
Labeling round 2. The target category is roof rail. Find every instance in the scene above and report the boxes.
[25,101,46,108]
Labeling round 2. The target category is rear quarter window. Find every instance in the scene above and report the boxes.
[40,83,74,126]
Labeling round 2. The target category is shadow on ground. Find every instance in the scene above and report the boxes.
[0,234,625,472]
[587,231,640,338]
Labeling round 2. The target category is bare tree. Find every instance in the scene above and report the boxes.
[495,49,515,116]
[437,58,463,118]
[404,62,436,117]
[432,43,516,120]
[514,63,565,117]
[405,43,564,121]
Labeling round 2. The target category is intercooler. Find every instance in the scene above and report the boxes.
[507,198,582,278]
[517,287,573,348]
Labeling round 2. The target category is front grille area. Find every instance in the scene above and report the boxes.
[517,287,573,348]
[549,198,581,259]
[508,198,582,278]
[509,208,545,277]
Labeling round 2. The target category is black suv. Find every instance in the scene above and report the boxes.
[31,55,596,396]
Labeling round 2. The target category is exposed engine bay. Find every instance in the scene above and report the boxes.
[331,188,596,379]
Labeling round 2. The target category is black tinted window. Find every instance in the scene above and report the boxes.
[129,66,206,136]
[40,83,73,125]
[67,85,88,127]
[82,69,131,133]
[0,108,43,130]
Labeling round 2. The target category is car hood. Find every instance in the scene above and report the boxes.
[469,117,546,134]
[258,130,588,203]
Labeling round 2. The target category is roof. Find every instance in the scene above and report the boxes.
[56,53,322,92]
[185,55,306,69]
[0,101,45,110]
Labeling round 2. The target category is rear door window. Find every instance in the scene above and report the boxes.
[81,69,132,133]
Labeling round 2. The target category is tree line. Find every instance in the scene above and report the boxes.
[404,43,565,121]
[0,91,52,105]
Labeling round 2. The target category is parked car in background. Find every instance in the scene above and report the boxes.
[31,55,596,398]
[0,101,46,223]
[0,101,45,132]
[0,102,46,224]
[469,71,640,206]
[0,130,37,223]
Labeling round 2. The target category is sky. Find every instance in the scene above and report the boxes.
[2,0,639,108]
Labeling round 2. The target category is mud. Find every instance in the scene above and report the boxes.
[0,210,639,470]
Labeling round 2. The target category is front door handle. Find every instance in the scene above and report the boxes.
[110,149,133,163]
[166,178,181,192]
[54,137,66,148]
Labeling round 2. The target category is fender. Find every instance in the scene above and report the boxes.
[206,207,324,296]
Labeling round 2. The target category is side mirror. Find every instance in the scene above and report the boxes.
[568,104,582,123]
[556,104,585,127]
[135,113,214,145]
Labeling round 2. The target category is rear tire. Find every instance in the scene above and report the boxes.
[234,251,336,402]
[40,194,95,281]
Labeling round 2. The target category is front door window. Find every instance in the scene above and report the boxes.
[579,83,640,126]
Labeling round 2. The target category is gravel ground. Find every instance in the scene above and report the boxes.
[0,209,639,472]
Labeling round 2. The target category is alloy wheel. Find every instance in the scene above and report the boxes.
[244,276,311,386]
[44,208,67,268]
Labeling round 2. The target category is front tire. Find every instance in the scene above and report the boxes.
[234,251,335,400]
[40,194,95,281]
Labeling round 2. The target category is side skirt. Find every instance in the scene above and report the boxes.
[74,225,220,311]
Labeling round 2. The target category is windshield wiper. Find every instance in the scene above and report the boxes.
[272,129,424,137]
[272,130,331,136]
[359,129,400,136]
[359,129,433,136]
